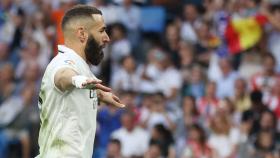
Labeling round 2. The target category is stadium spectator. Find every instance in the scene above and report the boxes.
[250,129,280,158]
[231,78,251,113]
[140,92,176,132]
[266,3,280,71]
[215,57,239,99]
[0,84,38,158]
[217,98,240,125]
[155,52,182,110]
[111,55,140,92]
[105,138,122,158]
[149,124,176,158]
[264,78,280,119]
[108,23,132,77]
[95,104,123,158]
[180,3,199,44]
[175,95,200,140]
[208,111,241,158]
[138,47,164,94]
[163,23,181,68]
[111,110,149,157]
[0,63,16,105]
[144,141,162,158]
[196,81,219,125]
[250,53,280,100]
[117,0,140,47]
[178,41,195,69]
[177,124,212,158]
[181,64,205,98]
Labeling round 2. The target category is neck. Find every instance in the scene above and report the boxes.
[64,40,86,61]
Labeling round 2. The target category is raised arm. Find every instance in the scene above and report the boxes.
[54,68,78,91]
[54,68,111,92]
[54,68,125,108]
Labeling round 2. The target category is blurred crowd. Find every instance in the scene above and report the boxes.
[1,0,280,158]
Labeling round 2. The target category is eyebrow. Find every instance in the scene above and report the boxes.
[99,26,107,31]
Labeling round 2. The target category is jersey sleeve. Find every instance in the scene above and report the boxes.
[50,58,79,93]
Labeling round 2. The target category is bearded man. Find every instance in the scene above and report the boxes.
[36,5,125,158]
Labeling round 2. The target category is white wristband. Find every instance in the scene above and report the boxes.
[71,75,90,89]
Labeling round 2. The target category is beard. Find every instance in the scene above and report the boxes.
[84,34,104,65]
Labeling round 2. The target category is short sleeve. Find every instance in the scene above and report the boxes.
[50,58,79,94]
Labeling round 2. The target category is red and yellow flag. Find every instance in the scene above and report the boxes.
[224,14,267,54]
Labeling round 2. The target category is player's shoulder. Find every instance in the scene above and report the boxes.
[48,53,77,68]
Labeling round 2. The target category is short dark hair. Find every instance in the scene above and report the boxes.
[109,138,121,147]
[111,23,127,35]
[61,5,102,30]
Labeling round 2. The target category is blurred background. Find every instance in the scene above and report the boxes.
[1,0,280,158]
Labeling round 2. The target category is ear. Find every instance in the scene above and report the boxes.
[76,27,88,43]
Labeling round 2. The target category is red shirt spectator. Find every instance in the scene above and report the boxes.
[264,78,280,118]
[197,81,219,120]
[250,53,280,95]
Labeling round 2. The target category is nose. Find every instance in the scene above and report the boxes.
[104,32,110,43]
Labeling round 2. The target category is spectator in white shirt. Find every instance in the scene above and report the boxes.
[140,92,177,132]
[180,3,200,44]
[111,110,149,157]
[155,52,183,112]
[139,47,164,94]
[214,58,239,99]
[156,52,182,101]
[109,23,132,76]
[117,0,140,47]
[111,55,140,92]
[208,111,241,158]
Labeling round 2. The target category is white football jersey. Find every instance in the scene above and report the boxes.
[36,45,98,158]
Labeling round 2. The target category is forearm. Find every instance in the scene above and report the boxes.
[54,68,78,91]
